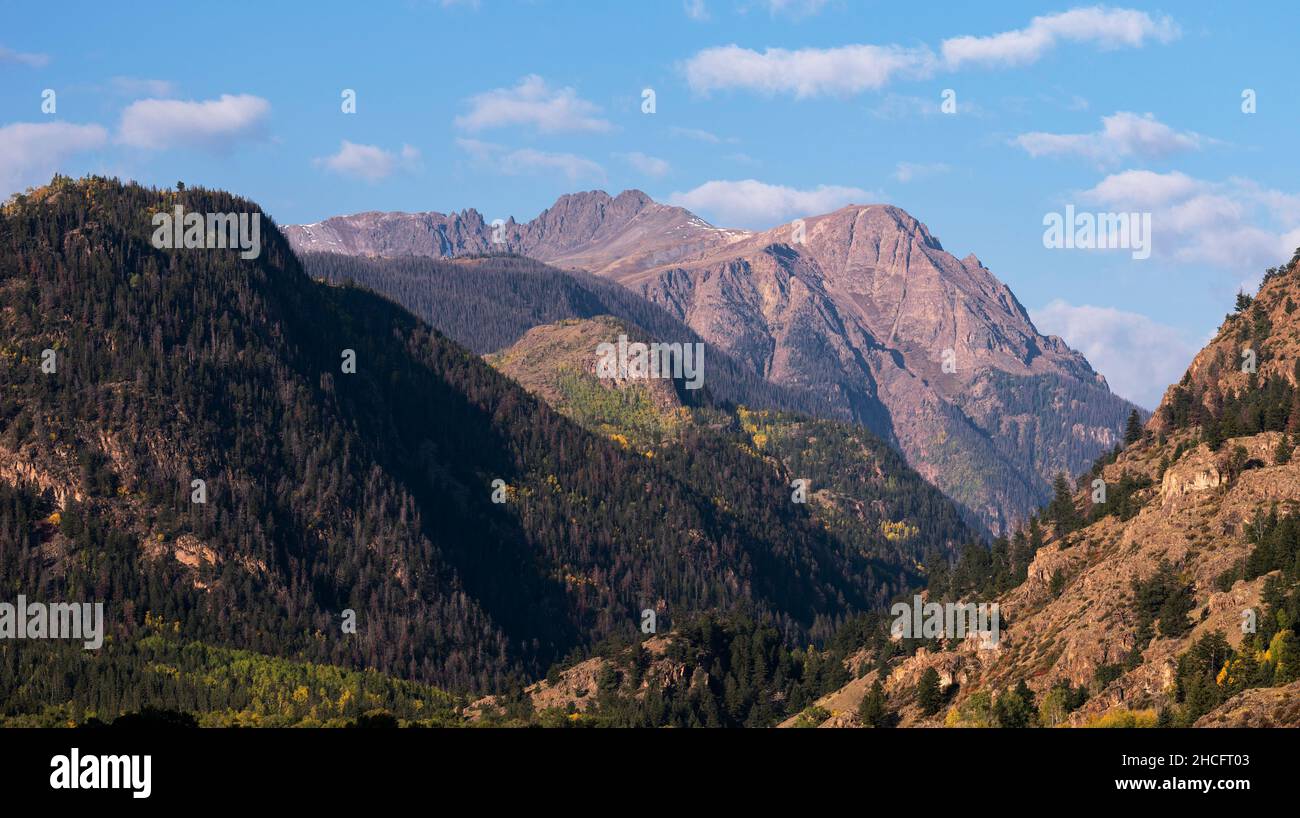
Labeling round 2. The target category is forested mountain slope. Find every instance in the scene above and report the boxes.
[0,176,943,718]
[299,251,838,422]
[487,315,981,566]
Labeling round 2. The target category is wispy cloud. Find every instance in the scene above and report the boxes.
[893,161,950,183]
[618,151,671,178]
[0,122,108,197]
[0,45,50,67]
[457,138,605,183]
[108,77,178,97]
[684,6,1178,98]
[1016,111,1202,164]
[117,94,270,150]
[684,0,709,21]
[755,0,831,17]
[314,140,421,182]
[455,75,611,134]
[1031,299,1198,409]
[866,92,986,119]
[669,126,737,144]
[669,179,872,229]
[942,6,1179,68]
[867,93,941,119]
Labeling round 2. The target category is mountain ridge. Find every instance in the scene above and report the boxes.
[287,190,1139,532]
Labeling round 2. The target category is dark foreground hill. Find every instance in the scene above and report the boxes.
[0,177,977,716]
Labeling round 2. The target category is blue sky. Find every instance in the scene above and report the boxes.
[3,0,1299,408]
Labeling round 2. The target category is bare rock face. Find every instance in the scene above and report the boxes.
[626,204,1136,533]
[0,446,83,508]
[286,192,1137,532]
[286,208,499,258]
[284,190,745,274]
[1195,680,1300,727]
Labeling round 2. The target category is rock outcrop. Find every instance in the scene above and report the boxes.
[792,257,1300,728]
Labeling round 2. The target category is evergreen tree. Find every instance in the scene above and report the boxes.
[1124,409,1143,445]
[917,667,943,716]
[1275,436,1293,466]
[858,679,892,727]
[1204,417,1224,452]
[994,681,1036,728]
[1048,473,1081,534]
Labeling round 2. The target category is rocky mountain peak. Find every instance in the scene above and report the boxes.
[284,190,1137,531]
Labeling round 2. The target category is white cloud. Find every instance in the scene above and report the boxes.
[684,43,935,98]
[942,6,1179,69]
[1079,170,1300,270]
[0,122,108,198]
[684,0,709,21]
[1080,168,1199,209]
[455,75,611,134]
[117,94,269,150]
[669,179,871,229]
[619,152,671,178]
[315,140,421,182]
[1031,299,1198,409]
[456,138,605,183]
[0,45,49,67]
[893,161,950,183]
[684,7,1177,98]
[1016,111,1201,164]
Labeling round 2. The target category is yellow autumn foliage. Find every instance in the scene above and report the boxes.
[1084,708,1158,728]
[880,519,919,542]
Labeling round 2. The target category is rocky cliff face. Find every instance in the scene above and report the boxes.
[623,204,1133,533]
[286,191,1138,532]
[783,430,1295,728]
[789,257,1300,728]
